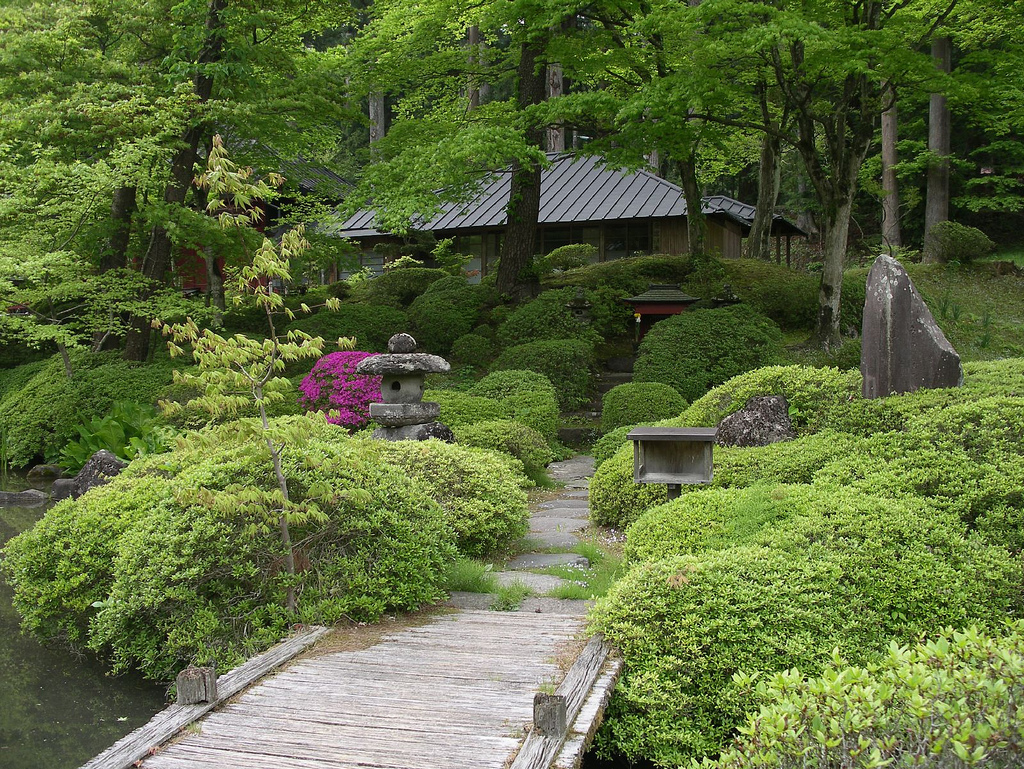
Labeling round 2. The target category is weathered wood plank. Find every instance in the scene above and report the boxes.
[508,635,614,769]
[80,625,330,769]
[554,658,624,769]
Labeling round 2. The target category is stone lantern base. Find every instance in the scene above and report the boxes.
[372,421,456,442]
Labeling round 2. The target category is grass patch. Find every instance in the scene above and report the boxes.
[543,551,625,600]
[490,580,532,611]
[443,558,498,593]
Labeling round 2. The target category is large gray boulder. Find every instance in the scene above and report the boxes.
[716,395,796,448]
[861,255,962,399]
[51,449,127,501]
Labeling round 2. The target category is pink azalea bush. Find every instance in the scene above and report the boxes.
[299,351,382,429]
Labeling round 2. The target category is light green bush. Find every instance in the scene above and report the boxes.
[713,624,1024,769]
[425,389,506,428]
[1,423,462,680]
[634,305,784,403]
[679,365,860,430]
[288,304,409,352]
[494,338,596,411]
[589,444,665,528]
[601,382,686,432]
[593,494,1022,766]
[540,243,598,272]
[469,370,560,442]
[454,419,553,476]
[369,438,531,557]
[592,425,636,470]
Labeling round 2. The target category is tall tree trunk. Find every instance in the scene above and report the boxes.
[923,36,951,263]
[467,25,482,109]
[545,62,565,152]
[745,133,782,261]
[102,185,137,272]
[678,154,706,258]
[496,40,546,300]
[881,86,902,252]
[368,91,386,144]
[124,0,227,361]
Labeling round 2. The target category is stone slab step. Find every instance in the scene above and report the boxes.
[506,553,590,571]
[530,516,589,535]
[539,499,590,510]
[494,571,565,592]
[564,491,589,499]
[532,531,582,548]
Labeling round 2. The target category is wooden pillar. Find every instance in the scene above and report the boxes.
[775,235,781,265]
[786,236,792,268]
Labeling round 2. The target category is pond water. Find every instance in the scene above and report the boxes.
[0,476,166,769]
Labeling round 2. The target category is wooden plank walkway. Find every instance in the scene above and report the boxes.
[136,610,591,769]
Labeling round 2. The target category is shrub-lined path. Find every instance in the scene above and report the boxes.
[84,457,619,769]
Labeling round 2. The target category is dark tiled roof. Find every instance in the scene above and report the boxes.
[337,154,805,237]
[278,156,350,199]
[624,284,702,304]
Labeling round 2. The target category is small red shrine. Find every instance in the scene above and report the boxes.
[624,284,701,341]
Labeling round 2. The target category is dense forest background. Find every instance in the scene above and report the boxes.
[1,0,1022,357]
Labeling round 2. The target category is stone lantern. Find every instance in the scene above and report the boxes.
[355,333,455,442]
[565,287,592,324]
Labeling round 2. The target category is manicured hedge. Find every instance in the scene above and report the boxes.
[288,304,409,352]
[493,338,596,411]
[450,333,495,368]
[1,418,535,680]
[359,267,449,308]
[469,370,560,442]
[370,438,531,557]
[601,382,686,432]
[495,288,602,349]
[424,389,506,428]
[679,365,860,430]
[593,489,1022,766]
[408,276,485,355]
[634,305,784,403]
[453,419,554,476]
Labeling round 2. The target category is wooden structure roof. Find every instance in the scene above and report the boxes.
[337,154,805,238]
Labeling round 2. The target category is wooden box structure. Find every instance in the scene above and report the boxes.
[626,427,717,498]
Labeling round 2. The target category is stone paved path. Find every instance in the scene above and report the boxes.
[448,455,596,614]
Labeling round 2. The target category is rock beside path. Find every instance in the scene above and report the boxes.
[51,450,126,501]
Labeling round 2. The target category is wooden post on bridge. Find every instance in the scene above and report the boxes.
[176,666,217,705]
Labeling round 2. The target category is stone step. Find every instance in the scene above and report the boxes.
[539,499,590,510]
[494,571,565,592]
[506,553,590,571]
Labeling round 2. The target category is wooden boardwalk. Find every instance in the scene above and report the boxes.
[115,609,617,769]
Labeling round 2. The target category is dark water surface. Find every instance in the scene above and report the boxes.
[0,478,166,769]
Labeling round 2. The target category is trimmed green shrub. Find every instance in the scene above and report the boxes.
[927,221,996,264]
[0,359,45,404]
[589,430,866,530]
[408,276,483,354]
[963,357,1024,396]
[541,243,598,272]
[289,304,409,353]
[469,370,560,442]
[425,389,506,428]
[496,288,602,349]
[2,423,463,680]
[634,305,784,403]
[592,425,636,470]
[601,382,686,432]
[369,438,531,557]
[0,351,183,468]
[544,254,693,294]
[593,492,1022,766]
[360,267,449,308]
[450,333,495,368]
[679,365,861,430]
[494,339,596,411]
[712,259,818,331]
[713,623,1024,769]
[589,444,665,528]
[454,419,554,476]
